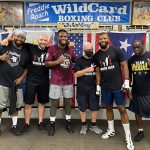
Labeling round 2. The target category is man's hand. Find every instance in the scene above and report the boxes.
[0,52,9,61]
[1,39,9,46]
[128,87,133,100]
[85,65,96,73]
[121,79,130,92]
[57,55,66,64]
[96,85,101,95]
[147,58,150,67]
[14,78,22,86]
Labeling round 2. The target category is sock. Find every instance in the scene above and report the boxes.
[65,115,71,120]
[122,123,131,139]
[0,118,1,125]
[108,120,115,131]
[138,128,143,132]
[12,116,18,127]
[50,116,56,122]
[90,122,96,126]
[81,121,86,126]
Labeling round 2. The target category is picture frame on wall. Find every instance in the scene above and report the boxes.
[0,1,24,26]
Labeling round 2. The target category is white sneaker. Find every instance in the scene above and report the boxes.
[102,129,115,139]
[126,134,135,150]
[80,125,87,135]
[89,125,103,134]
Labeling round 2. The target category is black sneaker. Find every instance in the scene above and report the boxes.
[134,131,144,142]
[47,122,55,136]
[22,124,30,135]
[11,125,22,136]
[38,122,46,133]
[66,120,74,134]
[0,129,2,136]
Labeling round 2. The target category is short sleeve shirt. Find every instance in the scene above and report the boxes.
[93,46,125,90]
[46,45,76,85]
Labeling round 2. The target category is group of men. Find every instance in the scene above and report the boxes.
[0,29,150,150]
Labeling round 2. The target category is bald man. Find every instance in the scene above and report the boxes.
[128,40,150,142]
[0,30,29,136]
[74,42,102,135]
[21,34,50,134]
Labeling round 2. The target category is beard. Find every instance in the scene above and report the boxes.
[14,40,24,46]
[99,41,109,49]
[58,40,68,48]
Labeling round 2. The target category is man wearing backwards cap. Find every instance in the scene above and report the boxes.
[74,42,102,135]
[0,30,29,136]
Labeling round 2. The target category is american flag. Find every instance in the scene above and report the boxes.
[68,32,100,57]
[68,33,83,58]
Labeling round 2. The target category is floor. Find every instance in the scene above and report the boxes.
[0,119,149,150]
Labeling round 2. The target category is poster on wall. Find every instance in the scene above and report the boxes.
[132,1,150,25]
[0,2,24,26]
[25,2,131,25]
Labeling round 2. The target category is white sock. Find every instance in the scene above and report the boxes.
[0,118,1,125]
[138,128,143,132]
[122,123,131,139]
[50,116,56,122]
[12,116,18,127]
[65,115,71,120]
[108,120,115,132]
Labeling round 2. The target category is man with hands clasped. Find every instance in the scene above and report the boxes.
[45,29,76,136]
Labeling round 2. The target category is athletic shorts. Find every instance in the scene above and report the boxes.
[25,83,49,105]
[129,94,150,118]
[49,84,73,99]
[0,85,23,112]
[76,89,99,112]
[101,89,125,106]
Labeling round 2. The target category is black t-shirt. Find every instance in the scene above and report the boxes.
[24,43,49,85]
[128,52,150,96]
[0,42,29,87]
[74,56,96,95]
[93,46,125,90]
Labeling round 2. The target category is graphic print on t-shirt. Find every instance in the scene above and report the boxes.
[7,51,20,67]
[85,63,96,76]
[33,53,46,66]
[60,54,71,69]
[99,55,115,71]
[131,61,150,75]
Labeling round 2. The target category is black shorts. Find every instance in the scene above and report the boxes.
[24,83,49,105]
[129,94,150,118]
[76,89,99,112]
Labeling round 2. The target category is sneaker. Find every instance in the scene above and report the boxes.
[80,125,87,135]
[11,125,22,136]
[38,122,46,133]
[89,125,103,134]
[22,124,30,135]
[134,131,144,142]
[47,122,55,136]
[126,134,134,150]
[66,120,74,134]
[102,129,115,139]
[0,129,2,136]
